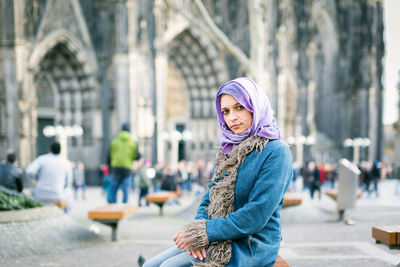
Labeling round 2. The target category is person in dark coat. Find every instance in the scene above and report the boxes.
[0,153,23,192]
[161,164,178,192]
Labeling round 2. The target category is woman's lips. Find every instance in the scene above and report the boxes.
[231,124,240,129]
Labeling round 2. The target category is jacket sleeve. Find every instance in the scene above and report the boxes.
[194,190,211,220]
[25,158,41,179]
[205,144,292,242]
[12,167,24,192]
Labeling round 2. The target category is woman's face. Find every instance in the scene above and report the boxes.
[220,94,253,135]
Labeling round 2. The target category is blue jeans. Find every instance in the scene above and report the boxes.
[143,246,204,267]
[108,173,131,203]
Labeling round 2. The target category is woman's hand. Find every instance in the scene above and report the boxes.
[173,231,207,260]
[187,248,207,260]
[173,231,190,249]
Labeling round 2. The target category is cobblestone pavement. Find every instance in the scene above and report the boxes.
[0,181,400,266]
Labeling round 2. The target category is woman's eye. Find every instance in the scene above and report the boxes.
[222,110,228,115]
[237,105,244,110]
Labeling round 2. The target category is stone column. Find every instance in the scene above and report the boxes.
[114,0,130,128]
[368,86,378,162]
[277,73,287,135]
[1,1,34,166]
[0,1,18,154]
[155,49,168,163]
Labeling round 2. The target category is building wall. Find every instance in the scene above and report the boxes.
[0,0,385,185]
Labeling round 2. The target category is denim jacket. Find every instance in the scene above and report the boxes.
[195,140,292,267]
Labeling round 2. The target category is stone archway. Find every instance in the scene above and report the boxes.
[26,30,98,163]
[164,29,228,162]
[309,4,341,162]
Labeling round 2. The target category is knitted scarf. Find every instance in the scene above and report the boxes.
[181,136,269,266]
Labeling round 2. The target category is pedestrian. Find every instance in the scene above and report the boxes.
[136,159,152,207]
[107,122,140,203]
[360,161,372,195]
[309,162,321,200]
[100,164,110,197]
[370,160,381,197]
[395,166,400,195]
[301,161,311,192]
[323,163,334,189]
[143,77,292,267]
[0,152,24,192]
[72,161,86,200]
[26,142,72,208]
[177,160,189,192]
[290,162,301,192]
[153,162,165,192]
[160,163,180,205]
[161,164,178,190]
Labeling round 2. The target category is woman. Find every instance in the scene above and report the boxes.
[143,77,292,267]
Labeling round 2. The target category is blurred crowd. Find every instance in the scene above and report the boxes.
[1,142,399,213]
[290,159,398,199]
[100,159,215,206]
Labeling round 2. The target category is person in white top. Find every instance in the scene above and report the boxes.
[26,142,73,205]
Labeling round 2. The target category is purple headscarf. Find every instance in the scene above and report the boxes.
[216,77,282,153]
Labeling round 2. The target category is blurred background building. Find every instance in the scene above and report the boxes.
[0,0,385,184]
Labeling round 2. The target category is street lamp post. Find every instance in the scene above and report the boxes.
[43,125,84,159]
[137,98,154,160]
[287,135,315,164]
[343,138,371,163]
[161,130,192,164]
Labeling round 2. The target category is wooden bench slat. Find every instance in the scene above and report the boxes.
[372,226,400,246]
[324,190,361,201]
[146,192,177,216]
[283,198,302,207]
[146,192,177,202]
[53,201,68,209]
[273,255,290,267]
[88,204,138,241]
[88,204,138,220]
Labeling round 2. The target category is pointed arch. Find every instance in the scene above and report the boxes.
[29,29,97,75]
[165,28,229,161]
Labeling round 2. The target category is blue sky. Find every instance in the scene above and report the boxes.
[383,0,400,125]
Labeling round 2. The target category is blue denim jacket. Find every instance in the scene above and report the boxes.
[195,140,292,267]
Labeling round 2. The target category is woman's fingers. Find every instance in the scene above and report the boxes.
[187,248,206,260]
[173,231,181,241]
[177,240,188,249]
[201,247,207,258]
[193,249,205,260]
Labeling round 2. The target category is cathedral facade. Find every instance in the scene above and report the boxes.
[0,0,384,183]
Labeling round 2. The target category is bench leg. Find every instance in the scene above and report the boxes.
[111,222,118,241]
[95,220,120,241]
[155,202,165,216]
[338,209,345,221]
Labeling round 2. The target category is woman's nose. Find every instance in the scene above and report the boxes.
[228,111,237,121]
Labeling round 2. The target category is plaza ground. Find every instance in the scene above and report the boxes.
[1,180,400,266]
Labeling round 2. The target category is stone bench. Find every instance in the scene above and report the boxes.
[372,225,400,249]
[273,255,290,267]
[146,192,177,216]
[88,204,138,241]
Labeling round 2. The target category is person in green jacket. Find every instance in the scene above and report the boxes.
[108,123,139,203]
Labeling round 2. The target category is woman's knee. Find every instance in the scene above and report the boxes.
[142,259,158,267]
